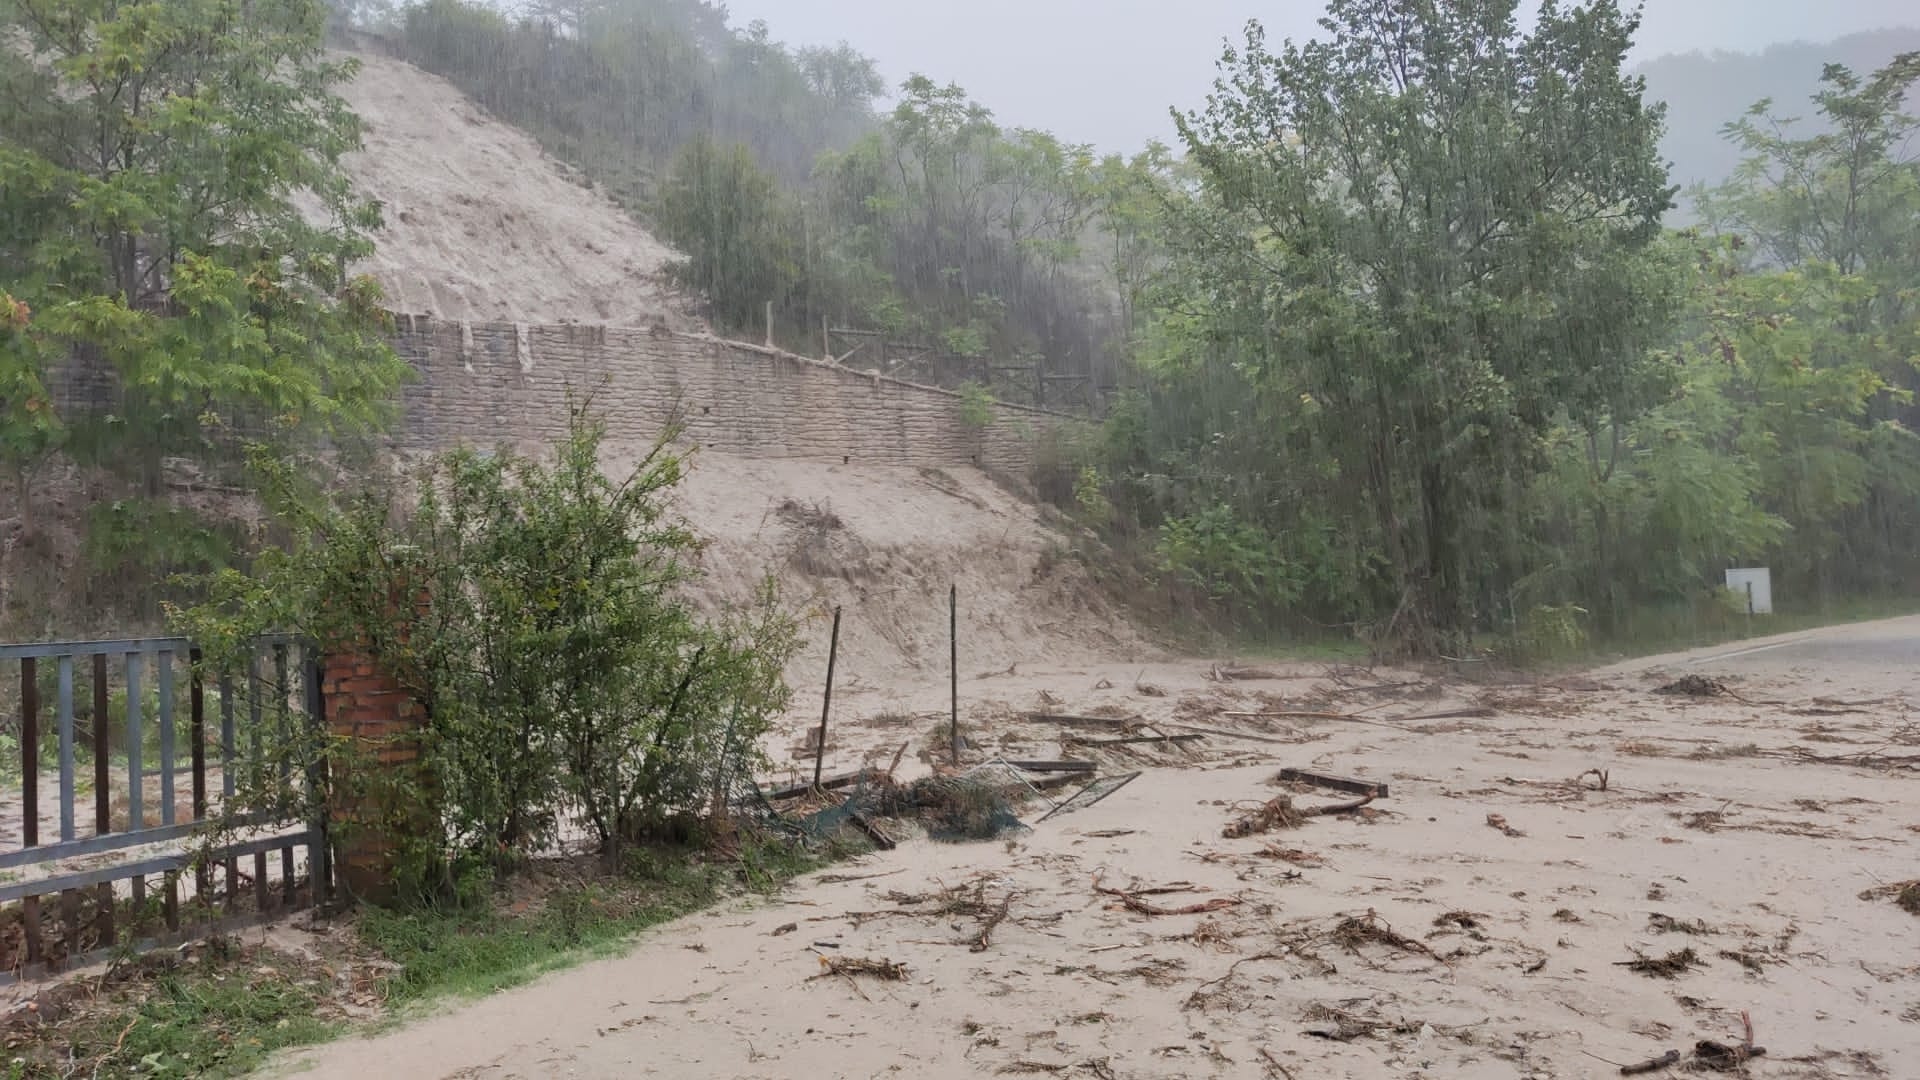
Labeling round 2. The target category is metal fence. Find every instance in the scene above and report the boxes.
[0,635,330,983]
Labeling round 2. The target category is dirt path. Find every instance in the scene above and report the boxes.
[271,620,1919,1079]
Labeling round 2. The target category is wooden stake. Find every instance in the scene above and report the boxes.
[814,606,842,788]
[950,584,960,767]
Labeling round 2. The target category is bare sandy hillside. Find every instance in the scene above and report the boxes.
[638,447,1152,722]
[324,49,702,329]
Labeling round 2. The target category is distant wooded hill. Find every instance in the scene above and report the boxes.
[1636,27,1920,217]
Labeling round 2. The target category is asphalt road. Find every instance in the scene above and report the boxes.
[1675,614,1920,673]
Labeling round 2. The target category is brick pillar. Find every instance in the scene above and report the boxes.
[322,649,429,904]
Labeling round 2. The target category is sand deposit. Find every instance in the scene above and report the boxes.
[274,618,1920,1079]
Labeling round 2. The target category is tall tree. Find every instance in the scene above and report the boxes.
[1692,53,1920,596]
[1166,0,1679,649]
[0,0,406,606]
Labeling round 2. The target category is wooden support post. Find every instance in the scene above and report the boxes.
[92,654,109,835]
[950,584,960,768]
[814,606,842,788]
[765,300,774,348]
[21,657,38,849]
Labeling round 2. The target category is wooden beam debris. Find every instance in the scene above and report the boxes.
[1277,768,1390,799]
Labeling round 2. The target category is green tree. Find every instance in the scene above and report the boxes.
[655,136,800,332]
[0,0,406,509]
[1693,53,1920,598]
[1163,0,1679,650]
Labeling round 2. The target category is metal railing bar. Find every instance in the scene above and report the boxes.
[0,830,313,903]
[158,649,176,827]
[127,652,145,831]
[0,637,192,660]
[56,656,74,843]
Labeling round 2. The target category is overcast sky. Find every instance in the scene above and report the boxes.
[720,0,1918,151]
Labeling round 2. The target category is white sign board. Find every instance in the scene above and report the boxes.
[1724,567,1773,614]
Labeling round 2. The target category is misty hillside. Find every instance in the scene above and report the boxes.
[1636,27,1920,214]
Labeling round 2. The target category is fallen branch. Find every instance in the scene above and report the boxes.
[1258,1047,1297,1080]
[1094,874,1242,916]
[1392,706,1494,722]
[970,892,1014,952]
[1225,793,1376,838]
[1159,721,1320,746]
[812,955,908,981]
[1072,733,1206,748]
[1221,710,1401,730]
[1618,1049,1680,1075]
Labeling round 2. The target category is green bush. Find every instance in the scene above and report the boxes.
[1155,504,1300,610]
[957,381,996,429]
[175,406,798,896]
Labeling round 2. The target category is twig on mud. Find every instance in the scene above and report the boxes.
[811,955,908,982]
[1615,947,1703,978]
[1159,721,1323,746]
[1185,951,1290,1010]
[1258,1047,1297,1079]
[970,892,1015,952]
[1093,874,1241,916]
[1222,710,1403,730]
[1614,1049,1681,1075]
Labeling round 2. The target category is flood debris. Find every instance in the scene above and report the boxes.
[1298,1003,1418,1042]
[813,955,909,981]
[1257,844,1325,866]
[1655,674,1735,699]
[1432,910,1487,932]
[1647,912,1713,935]
[1485,813,1525,837]
[1224,795,1305,837]
[1692,1039,1766,1070]
[1223,793,1376,838]
[1616,947,1704,978]
[1276,767,1389,798]
[1618,1049,1681,1075]
[1329,912,1436,961]
[1093,874,1241,916]
[1207,664,1289,681]
[1858,879,1920,914]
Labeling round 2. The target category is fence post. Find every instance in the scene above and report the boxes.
[950,585,960,768]
[320,645,426,905]
[813,606,842,789]
[304,650,333,909]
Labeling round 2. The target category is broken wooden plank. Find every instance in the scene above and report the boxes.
[1022,712,1139,728]
[1392,707,1493,722]
[764,768,879,802]
[1073,733,1207,748]
[1276,768,1389,799]
[1002,760,1098,773]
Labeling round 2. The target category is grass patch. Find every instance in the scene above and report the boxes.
[4,940,338,1079]
[361,838,839,1011]
[2,834,848,1076]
